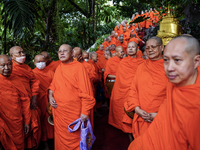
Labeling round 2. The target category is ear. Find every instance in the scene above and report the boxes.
[193,55,200,69]
[160,45,164,52]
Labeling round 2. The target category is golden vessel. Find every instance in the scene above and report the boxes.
[157,6,182,45]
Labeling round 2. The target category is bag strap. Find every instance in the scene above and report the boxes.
[68,118,81,133]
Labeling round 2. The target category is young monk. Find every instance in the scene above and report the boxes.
[41,51,61,72]
[108,42,144,134]
[0,55,31,150]
[49,44,95,149]
[10,46,41,149]
[125,36,169,139]
[32,54,54,144]
[128,35,200,150]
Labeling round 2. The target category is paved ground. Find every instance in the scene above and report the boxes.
[36,106,130,150]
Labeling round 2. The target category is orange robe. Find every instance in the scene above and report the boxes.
[125,59,168,138]
[104,56,122,98]
[12,61,41,149]
[96,49,104,58]
[32,67,55,141]
[111,36,116,45]
[128,72,200,150]
[97,55,108,70]
[49,61,95,150]
[102,41,109,48]
[129,37,139,44]
[116,41,128,54]
[46,60,61,72]
[0,74,31,150]
[108,56,144,133]
[123,31,131,41]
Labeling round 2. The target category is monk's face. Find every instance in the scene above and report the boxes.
[111,31,115,37]
[115,47,124,58]
[99,45,104,51]
[82,52,89,59]
[127,42,138,56]
[10,47,26,64]
[108,45,112,50]
[0,56,12,77]
[92,54,98,62]
[119,37,124,43]
[142,51,148,60]
[72,48,83,62]
[111,45,115,50]
[107,37,111,42]
[146,39,163,61]
[112,53,116,57]
[123,27,126,32]
[164,39,200,87]
[104,38,107,42]
[58,45,72,63]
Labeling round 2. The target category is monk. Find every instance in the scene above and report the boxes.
[102,37,109,48]
[49,44,95,149]
[125,36,169,139]
[89,52,101,81]
[97,48,111,71]
[10,46,41,149]
[110,44,116,54]
[116,35,128,54]
[41,51,61,72]
[0,55,31,150]
[122,27,131,42]
[110,31,116,44]
[115,24,123,36]
[107,36,115,46]
[108,42,144,134]
[142,51,148,60]
[96,44,104,58]
[128,35,200,150]
[32,54,54,143]
[82,51,89,62]
[73,47,99,84]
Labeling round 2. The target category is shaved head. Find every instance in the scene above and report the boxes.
[148,36,163,45]
[82,51,89,60]
[104,50,111,59]
[73,47,83,62]
[9,46,22,55]
[34,54,45,62]
[73,47,82,55]
[115,46,124,58]
[0,54,12,77]
[41,51,50,59]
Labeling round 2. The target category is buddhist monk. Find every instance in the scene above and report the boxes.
[82,51,89,62]
[73,47,98,84]
[142,51,148,60]
[110,31,116,44]
[102,37,109,48]
[49,44,95,149]
[123,26,131,42]
[10,46,41,149]
[125,36,169,139]
[90,52,101,81]
[110,44,116,54]
[32,54,54,145]
[108,42,144,134]
[41,51,61,72]
[115,24,123,36]
[97,48,111,71]
[96,44,104,58]
[128,35,200,150]
[116,35,128,54]
[0,55,31,150]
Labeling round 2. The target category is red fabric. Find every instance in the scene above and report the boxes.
[12,61,41,149]
[108,56,144,133]
[0,74,31,150]
[128,72,200,150]
[125,59,168,138]
[33,67,55,141]
[49,61,95,149]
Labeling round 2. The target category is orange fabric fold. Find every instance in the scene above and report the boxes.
[33,67,55,141]
[96,49,104,58]
[46,60,61,72]
[12,61,41,149]
[116,41,128,54]
[97,55,108,70]
[108,56,144,133]
[126,59,168,138]
[0,74,31,150]
[128,72,200,150]
[49,61,95,149]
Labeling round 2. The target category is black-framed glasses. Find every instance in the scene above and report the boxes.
[146,45,161,51]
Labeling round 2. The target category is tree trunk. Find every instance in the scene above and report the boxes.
[92,0,96,42]
[3,13,7,54]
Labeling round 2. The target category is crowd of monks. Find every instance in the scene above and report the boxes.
[0,8,200,150]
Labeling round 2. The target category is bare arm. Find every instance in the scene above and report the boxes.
[107,74,116,79]
[49,89,57,108]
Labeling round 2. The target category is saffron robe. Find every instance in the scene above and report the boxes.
[33,67,55,141]
[96,49,104,58]
[0,74,31,150]
[12,61,41,149]
[49,61,95,150]
[125,59,168,138]
[128,71,200,150]
[116,41,128,54]
[46,60,61,72]
[108,56,144,133]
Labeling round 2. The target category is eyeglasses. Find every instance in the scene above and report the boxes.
[0,63,12,68]
[145,45,161,51]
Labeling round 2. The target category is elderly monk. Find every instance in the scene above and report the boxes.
[0,55,31,150]
[32,54,54,143]
[49,44,95,149]
[73,47,98,83]
[108,42,144,134]
[128,35,200,150]
[96,44,104,58]
[10,46,41,149]
[82,51,89,62]
[41,51,61,72]
[97,48,111,72]
[125,36,168,139]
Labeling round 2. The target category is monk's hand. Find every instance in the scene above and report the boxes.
[24,124,30,135]
[148,112,157,123]
[30,95,37,110]
[80,113,88,122]
[50,96,57,108]
[135,106,150,121]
